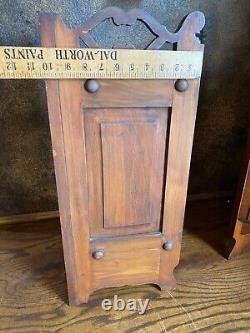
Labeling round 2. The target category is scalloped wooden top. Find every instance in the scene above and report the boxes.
[76,7,205,51]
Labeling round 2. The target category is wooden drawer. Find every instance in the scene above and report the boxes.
[90,234,162,290]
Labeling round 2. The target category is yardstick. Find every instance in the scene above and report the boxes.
[0,46,203,80]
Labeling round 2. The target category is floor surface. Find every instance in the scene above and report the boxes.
[0,199,250,332]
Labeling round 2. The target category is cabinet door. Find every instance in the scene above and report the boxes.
[83,79,173,292]
[85,107,169,237]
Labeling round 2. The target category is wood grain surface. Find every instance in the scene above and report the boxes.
[1,199,250,332]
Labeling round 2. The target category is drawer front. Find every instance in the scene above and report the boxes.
[90,234,162,290]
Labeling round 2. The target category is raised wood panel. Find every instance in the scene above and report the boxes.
[101,119,163,229]
[241,222,250,235]
[91,234,162,290]
[85,108,169,237]
[83,80,174,108]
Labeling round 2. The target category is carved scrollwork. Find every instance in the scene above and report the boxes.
[76,7,205,50]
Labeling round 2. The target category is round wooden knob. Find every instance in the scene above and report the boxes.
[92,249,104,260]
[175,79,188,92]
[84,79,100,93]
[163,240,174,251]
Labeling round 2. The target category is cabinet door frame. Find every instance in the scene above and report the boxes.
[85,107,169,237]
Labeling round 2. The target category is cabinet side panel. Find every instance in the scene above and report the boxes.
[41,14,92,304]
[158,15,205,289]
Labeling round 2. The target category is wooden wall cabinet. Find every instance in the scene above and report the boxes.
[227,136,250,258]
[40,7,205,305]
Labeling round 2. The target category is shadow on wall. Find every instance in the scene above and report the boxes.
[188,0,249,195]
[0,79,57,215]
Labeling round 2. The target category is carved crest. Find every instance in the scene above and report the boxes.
[76,7,205,50]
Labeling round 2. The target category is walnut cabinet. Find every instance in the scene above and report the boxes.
[40,7,205,305]
[227,136,250,258]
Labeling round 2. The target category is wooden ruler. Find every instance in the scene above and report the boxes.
[0,46,203,80]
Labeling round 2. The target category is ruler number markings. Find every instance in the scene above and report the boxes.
[0,46,203,79]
